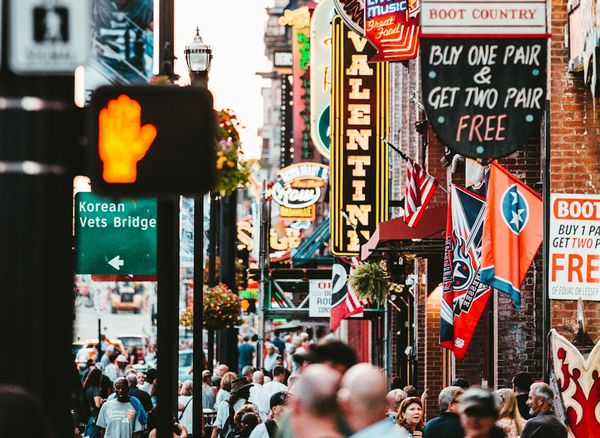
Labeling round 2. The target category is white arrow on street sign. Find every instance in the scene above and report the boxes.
[108,256,125,271]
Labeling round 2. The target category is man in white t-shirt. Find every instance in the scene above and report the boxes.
[263,365,287,396]
[96,377,144,438]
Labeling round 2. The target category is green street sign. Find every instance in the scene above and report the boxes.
[75,192,157,275]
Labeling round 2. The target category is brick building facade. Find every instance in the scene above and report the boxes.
[549,0,600,342]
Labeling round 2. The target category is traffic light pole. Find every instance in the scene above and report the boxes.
[156,2,178,438]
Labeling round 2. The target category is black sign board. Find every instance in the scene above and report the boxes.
[88,85,216,197]
[421,39,547,159]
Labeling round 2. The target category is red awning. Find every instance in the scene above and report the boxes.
[361,204,447,260]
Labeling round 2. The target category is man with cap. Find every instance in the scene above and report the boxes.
[104,354,128,383]
[248,391,287,438]
[521,382,567,438]
[459,387,505,438]
[211,377,254,438]
[294,340,358,375]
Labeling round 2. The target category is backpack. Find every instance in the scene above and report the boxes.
[221,402,242,438]
[265,419,279,438]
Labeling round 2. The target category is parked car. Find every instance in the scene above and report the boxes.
[117,334,151,351]
[75,347,97,370]
[110,285,143,314]
[83,338,125,354]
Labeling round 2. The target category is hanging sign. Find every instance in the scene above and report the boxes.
[364,0,420,62]
[334,0,366,36]
[310,0,336,160]
[280,7,315,161]
[309,279,333,317]
[330,15,389,256]
[421,1,547,36]
[549,193,600,301]
[420,39,547,158]
[272,163,329,221]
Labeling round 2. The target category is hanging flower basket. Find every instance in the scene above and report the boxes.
[348,261,390,306]
[215,109,252,195]
[180,283,242,330]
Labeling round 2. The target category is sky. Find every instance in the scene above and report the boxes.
[173,0,273,160]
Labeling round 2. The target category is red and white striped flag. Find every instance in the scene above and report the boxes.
[404,158,438,227]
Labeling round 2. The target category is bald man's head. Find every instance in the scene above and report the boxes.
[293,364,341,417]
[339,364,387,423]
[252,371,265,385]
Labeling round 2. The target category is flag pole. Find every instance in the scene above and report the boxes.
[381,137,448,194]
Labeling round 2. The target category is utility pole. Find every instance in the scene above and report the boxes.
[156,1,179,438]
[257,182,271,368]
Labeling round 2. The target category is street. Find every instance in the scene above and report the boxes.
[73,295,155,343]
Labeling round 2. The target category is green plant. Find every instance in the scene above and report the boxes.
[180,283,242,330]
[348,261,390,306]
[215,109,252,195]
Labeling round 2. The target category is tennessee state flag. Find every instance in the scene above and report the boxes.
[480,162,543,308]
[440,184,491,359]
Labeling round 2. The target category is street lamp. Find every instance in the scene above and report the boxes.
[184,27,212,87]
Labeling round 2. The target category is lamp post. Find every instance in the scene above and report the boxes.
[185,27,212,88]
[185,27,212,438]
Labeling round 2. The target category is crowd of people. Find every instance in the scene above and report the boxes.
[0,332,569,438]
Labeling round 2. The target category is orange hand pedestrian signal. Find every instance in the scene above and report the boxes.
[99,94,157,183]
[89,85,216,196]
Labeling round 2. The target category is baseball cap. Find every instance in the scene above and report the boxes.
[269,391,287,409]
[293,341,357,370]
[116,354,128,363]
[460,388,498,418]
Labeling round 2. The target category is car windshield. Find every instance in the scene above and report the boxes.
[179,351,192,367]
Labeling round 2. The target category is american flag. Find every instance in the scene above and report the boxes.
[404,158,438,227]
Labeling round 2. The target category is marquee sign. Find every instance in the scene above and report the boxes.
[330,15,389,256]
[272,163,329,221]
[310,0,336,160]
[364,0,420,62]
[237,221,302,262]
[420,38,547,158]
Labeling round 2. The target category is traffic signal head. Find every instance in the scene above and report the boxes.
[88,85,216,197]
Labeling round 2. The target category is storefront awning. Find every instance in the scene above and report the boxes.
[361,204,447,260]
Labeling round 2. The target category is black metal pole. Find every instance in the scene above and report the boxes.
[208,193,219,287]
[193,195,204,435]
[542,99,551,381]
[157,199,180,438]
[217,191,239,371]
[156,3,177,437]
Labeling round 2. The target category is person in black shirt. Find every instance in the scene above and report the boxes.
[521,382,567,438]
[512,372,534,420]
[127,374,153,413]
[423,385,465,438]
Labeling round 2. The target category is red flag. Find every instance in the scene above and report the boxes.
[440,184,491,359]
[330,259,364,332]
[404,158,438,227]
[480,162,543,308]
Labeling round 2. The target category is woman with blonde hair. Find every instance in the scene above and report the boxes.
[397,396,425,437]
[495,388,525,437]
